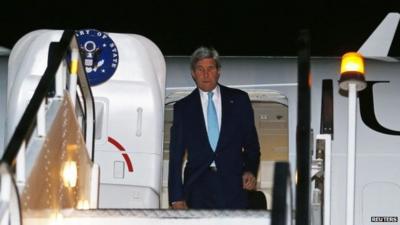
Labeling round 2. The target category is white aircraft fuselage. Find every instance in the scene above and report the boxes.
[165,55,400,225]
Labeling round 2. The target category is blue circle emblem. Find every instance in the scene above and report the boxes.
[75,29,119,86]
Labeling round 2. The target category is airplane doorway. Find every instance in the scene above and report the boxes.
[161,90,289,209]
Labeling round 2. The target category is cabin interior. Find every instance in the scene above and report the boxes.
[161,92,289,209]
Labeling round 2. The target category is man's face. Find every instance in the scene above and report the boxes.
[192,58,220,92]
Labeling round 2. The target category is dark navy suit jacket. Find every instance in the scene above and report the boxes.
[168,85,260,208]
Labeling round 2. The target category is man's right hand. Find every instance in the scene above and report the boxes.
[171,200,188,209]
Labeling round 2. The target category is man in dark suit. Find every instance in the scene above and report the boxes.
[168,46,260,209]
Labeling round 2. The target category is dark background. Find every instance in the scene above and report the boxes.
[1,0,399,56]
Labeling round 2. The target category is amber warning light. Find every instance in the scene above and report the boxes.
[339,52,366,91]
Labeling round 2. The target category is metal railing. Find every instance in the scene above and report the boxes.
[1,30,95,165]
[0,30,98,225]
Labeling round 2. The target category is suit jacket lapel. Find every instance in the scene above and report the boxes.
[189,89,209,144]
[217,85,234,151]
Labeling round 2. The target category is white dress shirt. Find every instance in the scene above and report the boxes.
[199,86,221,168]
[199,85,222,132]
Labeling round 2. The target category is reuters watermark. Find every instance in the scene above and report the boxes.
[371,216,398,223]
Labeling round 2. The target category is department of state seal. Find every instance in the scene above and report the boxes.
[75,29,119,86]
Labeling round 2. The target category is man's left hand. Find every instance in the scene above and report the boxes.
[242,171,257,190]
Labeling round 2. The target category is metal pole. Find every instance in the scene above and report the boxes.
[69,48,79,107]
[346,82,357,225]
[320,134,332,225]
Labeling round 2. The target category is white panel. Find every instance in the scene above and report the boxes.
[99,184,159,209]
[113,161,125,179]
[0,55,8,154]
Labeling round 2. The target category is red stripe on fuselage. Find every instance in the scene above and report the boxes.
[107,136,134,172]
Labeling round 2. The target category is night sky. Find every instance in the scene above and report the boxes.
[1,0,399,56]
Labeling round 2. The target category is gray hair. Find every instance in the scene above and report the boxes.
[190,46,221,71]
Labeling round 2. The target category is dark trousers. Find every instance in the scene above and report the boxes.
[246,190,267,210]
[187,168,247,209]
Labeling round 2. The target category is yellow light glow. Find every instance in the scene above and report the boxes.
[77,199,90,209]
[66,144,78,152]
[340,52,365,75]
[50,211,63,225]
[62,161,78,188]
[70,59,78,75]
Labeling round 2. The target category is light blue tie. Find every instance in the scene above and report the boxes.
[207,92,219,151]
